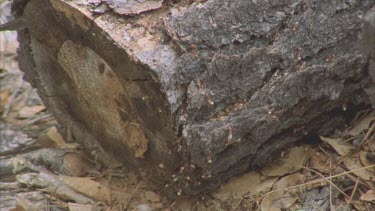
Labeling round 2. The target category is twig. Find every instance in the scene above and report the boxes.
[16,114,52,129]
[317,145,333,159]
[360,122,374,146]
[0,182,21,190]
[343,171,374,191]
[329,161,333,211]
[255,165,375,200]
[51,177,66,198]
[301,165,349,199]
[16,172,94,204]
[232,197,244,211]
[349,110,371,130]
[124,180,142,210]
[342,136,356,143]
[344,177,359,211]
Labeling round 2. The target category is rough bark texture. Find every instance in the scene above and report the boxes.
[362,6,375,108]
[11,0,374,196]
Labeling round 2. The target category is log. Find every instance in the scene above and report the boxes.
[362,7,375,107]
[7,0,374,196]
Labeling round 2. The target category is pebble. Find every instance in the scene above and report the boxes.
[136,204,152,211]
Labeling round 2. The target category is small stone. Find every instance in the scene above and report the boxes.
[352,135,363,146]
[153,202,164,209]
[136,204,151,211]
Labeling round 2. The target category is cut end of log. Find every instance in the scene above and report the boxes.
[12,0,374,197]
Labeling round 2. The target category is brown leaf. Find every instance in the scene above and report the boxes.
[272,173,304,190]
[351,200,367,210]
[261,173,304,211]
[309,152,332,173]
[37,127,78,149]
[360,190,375,202]
[212,171,277,200]
[359,151,375,173]
[46,127,66,146]
[261,146,313,177]
[61,176,111,203]
[320,136,355,156]
[36,132,59,148]
[346,112,375,136]
[343,154,375,181]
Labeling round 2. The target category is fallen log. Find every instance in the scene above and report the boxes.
[6,0,374,196]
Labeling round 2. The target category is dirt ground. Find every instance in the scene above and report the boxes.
[1,1,375,210]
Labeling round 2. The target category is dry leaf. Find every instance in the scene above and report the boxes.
[320,136,355,156]
[36,132,60,148]
[46,127,67,146]
[61,176,111,203]
[261,146,312,177]
[37,127,78,149]
[351,200,367,210]
[212,171,277,200]
[272,173,304,191]
[360,190,375,202]
[18,105,46,118]
[261,173,304,211]
[346,112,375,136]
[359,151,375,173]
[270,196,299,210]
[343,155,374,181]
[309,152,332,173]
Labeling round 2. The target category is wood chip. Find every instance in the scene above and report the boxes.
[104,0,163,15]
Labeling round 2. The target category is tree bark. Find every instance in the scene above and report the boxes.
[10,0,374,196]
